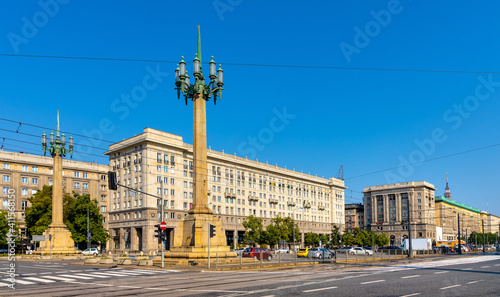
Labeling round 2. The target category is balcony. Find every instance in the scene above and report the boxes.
[318,205,326,210]
[303,203,311,209]
[248,195,258,201]
[269,198,279,204]
[224,192,236,198]
[287,201,296,207]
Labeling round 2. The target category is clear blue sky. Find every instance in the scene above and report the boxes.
[1,1,499,217]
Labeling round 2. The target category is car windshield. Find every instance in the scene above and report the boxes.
[298,249,307,252]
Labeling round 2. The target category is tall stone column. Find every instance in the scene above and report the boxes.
[51,153,64,227]
[131,227,138,251]
[383,194,389,223]
[396,193,401,222]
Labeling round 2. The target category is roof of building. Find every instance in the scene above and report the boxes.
[435,195,481,213]
[345,203,364,210]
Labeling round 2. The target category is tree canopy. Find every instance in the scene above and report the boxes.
[24,185,109,248]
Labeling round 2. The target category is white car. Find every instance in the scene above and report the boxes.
[82,248,99,256]
[235,247,246,255]
[276,247,289,254]
[349,247,373,255]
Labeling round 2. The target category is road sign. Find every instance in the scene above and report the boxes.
[32,235,46,241]
[160,222,167,230]
[88,232,91,241]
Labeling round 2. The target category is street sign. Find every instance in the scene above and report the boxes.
[88,232,91,241]
[32,235,46,241]
[160,222,167,230]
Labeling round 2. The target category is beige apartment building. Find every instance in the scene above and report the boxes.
[105,128,346,253]
[434,195,482,241]
[345,203,364,233]
[0,151,110,249]
[482,213,500,234]
[363,181,437,245]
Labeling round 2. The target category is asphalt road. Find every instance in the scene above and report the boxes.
[1,255,499,296]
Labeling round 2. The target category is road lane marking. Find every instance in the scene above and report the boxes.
[440,285,461,290]
[92,283,113,287]
[75,273,109,278]
[461,268,472,271]
[59,274,93,279]
[21,273,37,276]
[118,285,141,289]
[0,282,10,287]
[467,280,483,285]
[401,275,420,279]
[8,279,34,285]
[42,275,77,281]
[361,280,386,285]
[303,286,338,293]
[481,266,490,268]
[494,264,500,266]
[400,293,421,297]
[23,277,55,283]
[434,271,449,274]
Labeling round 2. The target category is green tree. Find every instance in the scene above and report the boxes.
[242,215,263,246]
[304,232,319,246]
[330,225,342,247]
[24,186,109,248]
[376,232,390,246]
[66,193,109,248]
[319,234,329,246]
[351,227,363,246]
[341,229,354,246]
[358,230,371,246]
[0,210,20,248]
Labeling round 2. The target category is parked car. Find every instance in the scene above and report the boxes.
[82,248,99,256]
[336,246,354,253]
[308,247,333,259]
[296,248,310,257]
[235,247,246,255]
[0,249,8,254]
[241,248,273,261]
[350,247,373,255]
[276,247,289,254]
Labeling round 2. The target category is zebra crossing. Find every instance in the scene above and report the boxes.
[0,268,180,287]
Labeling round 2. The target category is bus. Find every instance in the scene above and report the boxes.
[437,240,466,248]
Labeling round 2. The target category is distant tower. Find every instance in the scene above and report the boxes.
[444,172,452,199]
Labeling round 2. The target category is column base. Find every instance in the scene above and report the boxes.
[39,226,78,255]
[165,213,236,259]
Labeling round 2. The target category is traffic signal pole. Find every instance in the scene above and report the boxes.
[208,227,211,269]
[161,180,164,269]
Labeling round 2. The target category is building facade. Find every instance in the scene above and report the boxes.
[105,128,346,253]
[482,213,500,235]
[0,151,110,248]
[434,195,482,241]
[345,203,364,233]
[363,181,436,246]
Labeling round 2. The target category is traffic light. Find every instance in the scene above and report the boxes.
[108,171,118,190]
[154,225,163,241]
[209,224,216,238]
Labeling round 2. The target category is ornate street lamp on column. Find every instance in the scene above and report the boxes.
[166,25,234,260]
[40,110,77,254]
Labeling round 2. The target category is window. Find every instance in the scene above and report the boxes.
[83,183,88,189]
[3,175,10,182]
[157,176,162,183]
[22,166,28,172]
[49,180,53,186]
[83,173,88,178]
[170,178,175,185]
[3,164,10,169]
[74,182,80,188]
[100,206,106,213]
[21,188,28,196]
[170,189,175,196]
[21,177,28,184]
[157,165,161,172]
[31,189,37,195]
[74,172,80,177]
[171,212,175,219]
[2,200,8,209]
[32,178,38,185]
[21,201,28,210]
[2,187,9,194]
[101,195,106,202]
[32,166,38,173]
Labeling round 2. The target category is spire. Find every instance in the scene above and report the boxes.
[444,172,452,200]
[56,109,60,139]
[197,25,202,65]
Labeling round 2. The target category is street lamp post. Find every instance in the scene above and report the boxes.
[40,110,77,254]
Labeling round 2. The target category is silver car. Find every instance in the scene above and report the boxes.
[308,247,333,259]
[349,247,373,255]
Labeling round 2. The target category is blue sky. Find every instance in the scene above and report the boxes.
[1,1,500,217]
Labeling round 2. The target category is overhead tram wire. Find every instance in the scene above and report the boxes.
[3,53,500,75]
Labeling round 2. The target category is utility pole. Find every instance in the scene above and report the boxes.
[482,220,486,253]
[87,202,90,250]
[457,214,461,254]
[407,194,413,258]
[160,180,164,268]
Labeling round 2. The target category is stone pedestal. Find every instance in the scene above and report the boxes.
[39,225,77,254]
[165,214,236,259]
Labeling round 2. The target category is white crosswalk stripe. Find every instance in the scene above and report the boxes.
[23,277,56,283]
[59,274,93,279]
[41,275,78,281]
[74,273,109,278]
[8,279,35,285]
